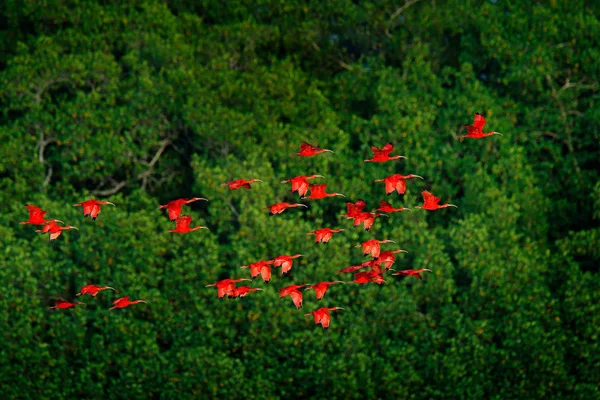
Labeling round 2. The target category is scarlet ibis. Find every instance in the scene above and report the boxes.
[392,268,432,279]
[375,174,423,195]
[159,197,208,221]
[281,175,325,197]
[355,239,396,258]
[353,212,388,231]
[267,202,308,215]
[307,228,345,244]
[296,142,333,157]
[461,113,502,139]
[352,270,385,285]
[280,284,308,309]
[49,300,85,309]
[110,296,147,310]
[241,260,274,283]
[303,184,345,199]
[304,281,346,300]
[374,249,408,270]
[76,285,116,297]
[305,307,345,329]
[414,191,457,211]
[169,215,209,233]
[376,200,411,213]
[20,205,63,225]
[271,254,303,275]
[342,199,367,219]
[365,143,406,162]
[73,199,115,220]
[36,223,79,241]
[221,179,263,190]
[231,286,264,298]
[206,278,252,299]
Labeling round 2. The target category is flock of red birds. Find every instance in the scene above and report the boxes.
[23,113,500,327]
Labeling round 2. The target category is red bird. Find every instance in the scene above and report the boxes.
[20,205,63,225]
[281,175,325,197]
[392,268,432,279]
[206,278,252,299]
[159,197,208,221]
[73,199,115,220]
[374,249,408,270]
[375,174,423,195]
[307,228,345,244]
[221,179,263,190]
[36,223,79,241]
[337,261,374,274]
[267,202,308,215]
[376,200,411,213]
[303,184,345,199]
[49,300,85,309]
[76,285,116,297]
[271,254,303,275]
[305,307,345,329]
[241,260,274,283]
[231,286,264,298]
[414,191,457,211]
[280,284,308,309]
[353,211,388,231]
[110,296,147,310]
[304,281,346,300]
[342,199,367,219]
[365,143,406,163]
[296,142,334,157]
[169,215,209,233]
[355,239,396,258]
[461,113,502,139]
[352,270,385,285]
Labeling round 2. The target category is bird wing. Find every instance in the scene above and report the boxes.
[26,205,44,219]
[422,191,440,205]
[370,145,382,156]
[280,260,293,274]
[381,143,394,156]
[362,216,375,230]
[473,113,486,129]
[113,296,129,304]
[260,265,272,282]
[464,125,481,136]
[309,184,326,196]
[290,177,306,192]
[90,205,101,219]
[175,216,192,230]
[379,200,392,209]
[289,290,303,309]
[395,179,407,194]
[320,312,331,328]
[321,231,333,243]
[384,178,396,194]
[167,204,182,221]
[300,142,317,152]
[296,180,310,197]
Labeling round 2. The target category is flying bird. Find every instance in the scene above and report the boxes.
[365,143,406,163]
[36,223,78,241]
[355,239,396,258]
[267,202,308,215]
[221,179,263,190]
[110,296,147,310]
[73,199,115,220]
[304,281,346,300]
[280,284,308,309]
[76,285,116,297]
[307,228,345,244]
[305,307,345,329]
[206,278,252,299]
[159,197,208,221]
[376,200,411,213]
[49,300,85,309]
[374,249,408,270]
[281,175,325,197]
[241,260,274,283]
[461,113,502,139]
[20,205,63,226]
[169,215,209,233]
[352,270,385,285]
[231,286,264,298]
[342,199,367,219]
[271,254,303,275]
[302,184,345,199]
[352,212,388,231]
[414,191,457,211]
[296,142,333,157]
[375,174,423,195]
[392,268,432,280]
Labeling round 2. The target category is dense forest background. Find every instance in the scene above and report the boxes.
[1,0,599,398]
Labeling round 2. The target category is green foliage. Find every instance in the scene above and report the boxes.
[0,0,598,398]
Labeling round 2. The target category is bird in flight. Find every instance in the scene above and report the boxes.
[352,211,388,231]
[304,281,346,300]
[342,199,367,219]
[221,179,263,190]
[280,284,308,309]
[305,307,345,329]
[374,249,408,270]
[307,228,345,244]
[267,202,308,215]
[375,174,423,195]
[49,300,85,309]
[392,268,432,280]
[281,175,325,197]
[206,278,252,299]
[110,296,147,310]
[271,254,303,275]
[20,205,63,226]
[76,285,116,297]
[296,142,333,157]
[241,260,274,283]
[169,215,209,233]
[365,143,406,162]
[414,191,457,211]
[461,113,502,139]
[159,197,208,221]
[73,199,115,220]
[376,200,411,214]
[231,286,263,298]
[355,239,396,258]
[302,184,345,199]
[36,222,79,241]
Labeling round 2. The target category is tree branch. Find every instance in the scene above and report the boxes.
[92,180,128,196]
[385,0,424,38]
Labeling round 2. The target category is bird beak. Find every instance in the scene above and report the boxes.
[72,227,80,230]
[405,209,412,212]
[106,287,116,291]
[256,288,264,291]
[201,227,209,230]
[339,229,346,231]
[380,214,389,218]
[324,149,334,153]
[55,220,64,224]
[424,269,432,272]
[78,302,87,306]
[256,180,264,182]
[205,284,215,287]
[336,307,345,311]
[448,204,458,208]
[315,175,325,178]
[299,204,308,208]
[280,180,289,184]
[241,278,252,282]
[494,132,503,135]
[337,194,346,197]
[139,300,148,304]
[76,293,81,296]
[107,202,116,206]
[413,175,424,179]
[399,250,408,253]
